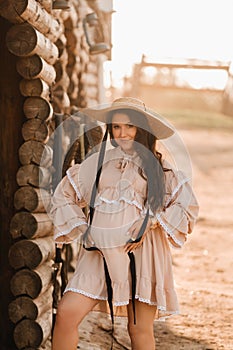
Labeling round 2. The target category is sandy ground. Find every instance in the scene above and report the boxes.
[77,127,233,350]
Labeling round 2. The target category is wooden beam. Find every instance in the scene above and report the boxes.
[9,237,55,269]
[14,186,51,212]
[6,23,59,65]
[0,0,62,42]
[10,211,53,239]
[138,60,230,71]
[17,55,56,85]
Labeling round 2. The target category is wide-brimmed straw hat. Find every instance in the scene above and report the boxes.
[81,97,175,140]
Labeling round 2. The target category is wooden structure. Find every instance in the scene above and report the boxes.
[0,1,112,349]
[124,55,232,114]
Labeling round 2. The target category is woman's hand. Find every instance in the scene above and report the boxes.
[55,224,88,249]
[124,217,152,253]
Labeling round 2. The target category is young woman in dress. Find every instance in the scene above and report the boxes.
[50,97,199,350]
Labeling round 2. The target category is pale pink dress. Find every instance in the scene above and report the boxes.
[51,146,199,319]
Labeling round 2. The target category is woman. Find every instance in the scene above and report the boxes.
[50,97,199,350]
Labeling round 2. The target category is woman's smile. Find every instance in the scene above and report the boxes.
[111,113,137,154]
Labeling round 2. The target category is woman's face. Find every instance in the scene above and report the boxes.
[111,113,137,154]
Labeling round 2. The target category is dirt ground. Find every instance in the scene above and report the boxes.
[77,127,233,350]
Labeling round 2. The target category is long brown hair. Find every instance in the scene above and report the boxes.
[107,109,165,213]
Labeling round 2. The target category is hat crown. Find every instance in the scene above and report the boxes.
[112,97,146,111]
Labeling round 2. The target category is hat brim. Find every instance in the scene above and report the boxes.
[80,102,174,140]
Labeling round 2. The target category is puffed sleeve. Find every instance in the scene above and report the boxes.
[156,169,199,248]
[50,164,88,244]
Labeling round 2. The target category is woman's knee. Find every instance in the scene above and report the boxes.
[55,295,82,328]
[55,299,76,327]
[128,321,153,339]
[55,292,98,328]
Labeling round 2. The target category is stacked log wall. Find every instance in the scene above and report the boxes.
[0,0,109,348]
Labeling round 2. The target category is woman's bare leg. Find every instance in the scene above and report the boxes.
[127,300,156,350]
[52,291,99,350]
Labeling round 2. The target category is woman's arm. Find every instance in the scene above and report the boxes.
[50,164,88,246]
[156,169,199,248]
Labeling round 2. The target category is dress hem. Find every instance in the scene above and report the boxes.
[64,287,180,317]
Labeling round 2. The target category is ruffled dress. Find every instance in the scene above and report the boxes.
[50,146,199,319]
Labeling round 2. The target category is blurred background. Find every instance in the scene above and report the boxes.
[104,0,233,130]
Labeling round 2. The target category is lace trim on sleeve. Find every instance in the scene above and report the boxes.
[54,220,87,240]
[66,169,82,200]
[156,213,183,247]
[164,177,190,207]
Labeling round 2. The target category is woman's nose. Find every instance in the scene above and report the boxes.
[120,126,127,137]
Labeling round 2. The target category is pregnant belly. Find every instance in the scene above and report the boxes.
[88,203,140,248]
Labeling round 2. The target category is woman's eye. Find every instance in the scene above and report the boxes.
[113,125,119,129]
[127,124,134,128]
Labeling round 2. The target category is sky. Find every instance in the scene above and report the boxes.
[104,0,233,88]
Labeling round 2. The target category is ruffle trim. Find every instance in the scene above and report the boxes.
[67,169,82,199]
[54,220,87,240]
[65,287,107,301]
[64,287,179,315]
[156,213,183,247]
[95,196,143,211]
[164,177,190,207]
[155,177,190,248]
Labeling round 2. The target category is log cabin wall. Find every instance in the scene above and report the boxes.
[0,1,112,349]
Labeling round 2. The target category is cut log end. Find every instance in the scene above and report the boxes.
[13,319,43,349]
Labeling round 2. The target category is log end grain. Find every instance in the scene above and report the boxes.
[10,211,37,239]
[13,319,43,349]
[10,268,42,298]
[8,239,42,269]
[8,296,38,323]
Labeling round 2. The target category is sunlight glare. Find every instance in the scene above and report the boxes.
[104,0,233,89]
